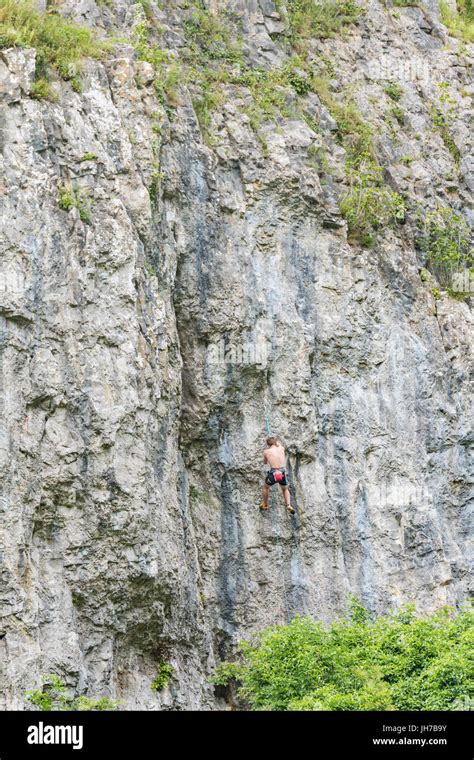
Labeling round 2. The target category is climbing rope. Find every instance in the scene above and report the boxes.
[264,408,277,507]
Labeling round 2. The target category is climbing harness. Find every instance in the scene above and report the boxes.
[265,467,288,486]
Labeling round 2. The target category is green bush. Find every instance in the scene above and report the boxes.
[212,598,473,711]
[0,0,105,90]
[338,150,405,245]
[26,674,119,711]
[30,76,52,100]
[151,662,174,692]
[132,6,241,139]
[340,173,406,245]
[311,81,375,169]
[132,17,183,117]
[417,206,474,294]
[58,184,92,224]
[384,82,404,101]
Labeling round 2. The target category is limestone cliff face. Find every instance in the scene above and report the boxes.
[0,0,472,709]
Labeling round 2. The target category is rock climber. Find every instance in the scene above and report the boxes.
[260,436,295,515]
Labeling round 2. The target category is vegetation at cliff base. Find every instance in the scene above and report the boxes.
[26,674,120,711]
[212,599,474,711]
[0,0,105,96]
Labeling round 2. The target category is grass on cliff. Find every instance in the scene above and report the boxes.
[307,76,406,244]
[132,1,364,142]
[429,82,461,165]
[212,598,474,711]
[0,0,105,96]
[286,0,364,43]
[167,1,401,244]
[440,0,474,41]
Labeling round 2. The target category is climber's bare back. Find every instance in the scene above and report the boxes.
[261,436,294,514]
[263,443,286,469]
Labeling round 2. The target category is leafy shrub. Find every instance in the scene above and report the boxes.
[384,82,404,101]
[58,184,92,224]
[30,76,52,100]
[417,206,474,294]
[133,19,169,69]
[295,77,405,244]
[341,179,406,246]
[337,127,405,245]
[151,662,174,692]
[311,81,375,168]
[212,598,473,711]
[192,81,225,142]
[26,674,119,711]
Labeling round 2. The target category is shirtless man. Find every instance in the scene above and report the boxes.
[261,436,295,514]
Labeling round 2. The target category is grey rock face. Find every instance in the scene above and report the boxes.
[0,1,472,709]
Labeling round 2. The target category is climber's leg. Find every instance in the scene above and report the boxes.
[260,483,270,510]
[280,484,295,514]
